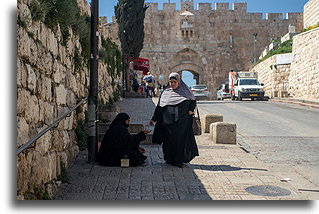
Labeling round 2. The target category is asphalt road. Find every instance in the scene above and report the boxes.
[197,99,319,190]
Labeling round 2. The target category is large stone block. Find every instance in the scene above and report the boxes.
[56,84,67,105]
[17,58,27,88]
[35,128,52,154]
[210,122,236,144]
[202,114,223,133]
[26,64,37,93]
[24,94,40,123]
[39,74,52,101]
[17,117,30,148]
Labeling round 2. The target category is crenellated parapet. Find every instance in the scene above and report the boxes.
[181,0,194,11]
[266,13,283,21]
[141,1,302,22]
[163,3,176,11]
[198,3,211,11]
[215,3,229,11]
[232,3,247,12]
[145,3,158,12]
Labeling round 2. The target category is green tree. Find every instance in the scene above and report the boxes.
[115,0,148,91]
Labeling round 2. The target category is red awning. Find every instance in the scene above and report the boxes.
[131,57,150,73]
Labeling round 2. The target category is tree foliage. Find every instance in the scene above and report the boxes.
[115,0,148,60]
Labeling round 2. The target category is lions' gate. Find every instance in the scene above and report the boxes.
[105,0,303,98]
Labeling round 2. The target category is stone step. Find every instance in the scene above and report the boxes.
[124,91,146,98]
[98,104,120,122]
[98,104,120,113]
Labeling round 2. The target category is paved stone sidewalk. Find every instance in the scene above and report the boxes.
[53,98,311,200]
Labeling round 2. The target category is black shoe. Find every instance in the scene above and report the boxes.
[172,163,183,168]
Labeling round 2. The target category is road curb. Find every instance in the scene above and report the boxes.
[270,98,319,109]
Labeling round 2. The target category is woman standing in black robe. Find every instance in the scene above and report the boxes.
[150,72,199,167]
[98,113,150,167]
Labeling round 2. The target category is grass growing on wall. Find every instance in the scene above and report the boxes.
[99,37,122,80]
[75,120,88,151]
[258,39,293,63]
[304,23,319,32]
[29,0,90,68]
[57,162,70,183]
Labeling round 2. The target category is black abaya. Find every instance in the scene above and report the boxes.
[97,124,147,167]
[152,100,199,166]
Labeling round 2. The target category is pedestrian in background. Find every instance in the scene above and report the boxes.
[98,113,150,167]
[143,72,155,98]
[149,72,199,167]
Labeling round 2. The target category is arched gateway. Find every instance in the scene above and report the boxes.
[105,0,303,98]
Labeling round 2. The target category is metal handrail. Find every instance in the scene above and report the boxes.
[16,98,88,155]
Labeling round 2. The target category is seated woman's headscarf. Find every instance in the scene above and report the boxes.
[110,113,130,128]
[159,72,195,107]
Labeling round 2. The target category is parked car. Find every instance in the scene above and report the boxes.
[216,83,231,100]
[191,84,209,98]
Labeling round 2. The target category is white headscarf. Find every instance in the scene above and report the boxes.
[159,72,195,107]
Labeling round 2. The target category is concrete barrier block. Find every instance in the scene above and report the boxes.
[202,114,223,133]
[210,122,236,144]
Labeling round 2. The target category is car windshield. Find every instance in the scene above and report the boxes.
[239,79,260,85]
[192,85,207,89]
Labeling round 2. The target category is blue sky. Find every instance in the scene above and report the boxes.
[88,0,308,22]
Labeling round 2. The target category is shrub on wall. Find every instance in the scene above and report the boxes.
[258,39,293,63]
[99,37,122,80]
[75,120,88,151]
[304,23,319,32]
[29,0,90,66]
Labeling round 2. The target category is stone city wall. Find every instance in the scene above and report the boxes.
[104,1,303,96]
[304,0,319,28]
[132,1,302,95]
[289,28,319,99]
[17,0,119,198]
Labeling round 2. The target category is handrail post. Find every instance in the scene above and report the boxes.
[88,0,99,163]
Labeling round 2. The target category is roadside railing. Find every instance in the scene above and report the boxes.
[16,81,121,156]
[16,98,88,155]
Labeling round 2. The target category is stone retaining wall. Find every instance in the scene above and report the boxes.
[249,55,290,98]
[17,0,120,198]
[289,28,319,99]
[250,29,318,100]
[304,0,319,28]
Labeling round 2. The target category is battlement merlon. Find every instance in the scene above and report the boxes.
[181,0,194,11]
[215,3,229,11]
[286,12,303,20]
[266,13,283,20]
[232,3,247,12]
[163,3,176,11]
[145,3,158,12]
[198,3,211,11]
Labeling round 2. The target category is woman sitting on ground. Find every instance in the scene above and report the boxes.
[98,113,150,166]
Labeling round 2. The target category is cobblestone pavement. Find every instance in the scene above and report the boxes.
[53,98,315,200]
